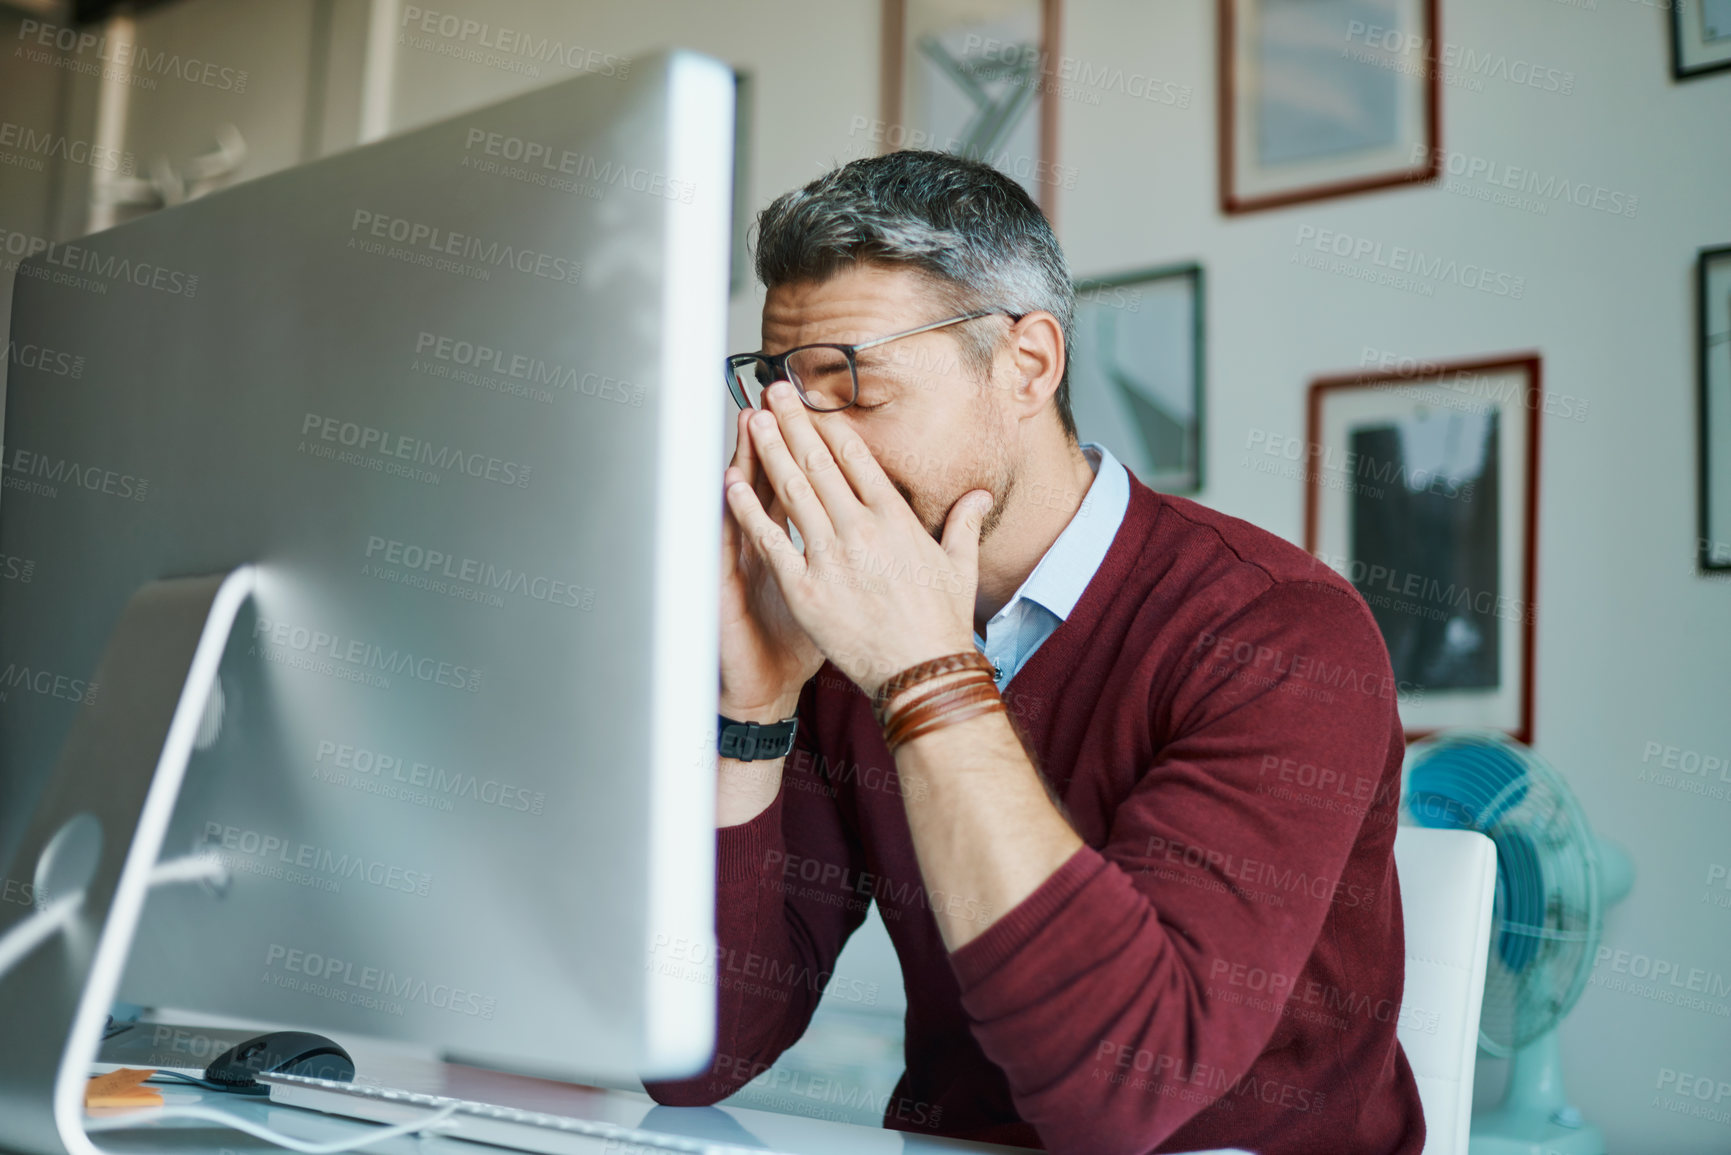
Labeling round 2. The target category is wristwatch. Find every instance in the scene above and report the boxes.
[717,713,798,761]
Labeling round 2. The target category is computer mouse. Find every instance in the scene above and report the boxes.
[203,1030,355,1091]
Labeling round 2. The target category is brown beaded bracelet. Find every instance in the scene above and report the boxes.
[872,651,996,724]
[886,687,1007,752]
[882,676,1003,749]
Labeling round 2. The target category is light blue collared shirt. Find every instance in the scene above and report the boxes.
[973,441,1130,690]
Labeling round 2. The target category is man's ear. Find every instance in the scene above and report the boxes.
[1004,310,1065,422]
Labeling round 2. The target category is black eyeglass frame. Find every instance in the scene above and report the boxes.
[723,310,1019,412]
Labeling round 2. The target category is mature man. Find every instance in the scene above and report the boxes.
[646,151,1424,1155]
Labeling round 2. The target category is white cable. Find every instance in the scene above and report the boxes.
[147,852,229,889]
[83,1102,459,1153]
[0,853,229,984]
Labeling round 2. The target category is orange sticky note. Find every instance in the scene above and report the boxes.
[85,1068,164,1110]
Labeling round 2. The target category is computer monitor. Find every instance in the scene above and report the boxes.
[0,47,732,1109]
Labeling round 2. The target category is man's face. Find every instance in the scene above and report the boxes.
[759,263,1019,544]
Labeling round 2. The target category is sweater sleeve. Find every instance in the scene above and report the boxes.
[644,677,873,1105]
[946,580,1401,1155]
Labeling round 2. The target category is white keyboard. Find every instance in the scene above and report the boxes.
[260,1071,801,1155]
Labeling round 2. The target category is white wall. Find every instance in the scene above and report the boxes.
[378,2,1731,1149]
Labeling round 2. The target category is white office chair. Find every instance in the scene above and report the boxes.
[1392,825,1498,1155]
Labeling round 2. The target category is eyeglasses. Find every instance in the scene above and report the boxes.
[724,311,1011,413]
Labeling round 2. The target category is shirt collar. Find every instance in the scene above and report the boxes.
[981,440,1130,630]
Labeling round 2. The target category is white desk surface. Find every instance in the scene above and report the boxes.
[84,1036,1022,1155]
[82,1030,1249,1155]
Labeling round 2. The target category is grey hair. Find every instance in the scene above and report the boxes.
[752,150,1077,442]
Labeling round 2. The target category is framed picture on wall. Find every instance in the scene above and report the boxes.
[1699,246,1731,571]
[1219,0,1440,214]
[1672,0,1731,79]
[1304,355,1541,744]
[880,0,1063,214]
[1068,264,1205,493]
[729,70,754,296]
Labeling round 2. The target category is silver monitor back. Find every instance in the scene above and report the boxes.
[0,50,730,1083]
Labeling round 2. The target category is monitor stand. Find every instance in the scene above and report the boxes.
[0,568,255,1155]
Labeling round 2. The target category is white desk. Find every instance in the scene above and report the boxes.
[80,1028,1250,1155]
[83,1038,1034,1155]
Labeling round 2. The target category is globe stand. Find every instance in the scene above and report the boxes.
[1469,1028,1604,1155]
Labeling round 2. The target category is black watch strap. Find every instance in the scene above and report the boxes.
[718,713,798,761]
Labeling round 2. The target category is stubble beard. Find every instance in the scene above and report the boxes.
[888,444,1019,545]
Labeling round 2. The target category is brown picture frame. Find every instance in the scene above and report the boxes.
[1219,0,1441,215]
[1699,245,1731,572]
[1303,354,1541,746]
[880,0,1064,218]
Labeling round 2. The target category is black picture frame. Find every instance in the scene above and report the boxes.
[1671,0,1731,80]
[1698,245,1731,572]
[1068,263,1206,494]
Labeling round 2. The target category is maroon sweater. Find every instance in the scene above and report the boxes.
[648,473,1425,1155]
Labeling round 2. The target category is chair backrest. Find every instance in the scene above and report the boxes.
[1392,825,1497,1155]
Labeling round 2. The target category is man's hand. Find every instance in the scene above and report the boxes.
[716,401,823,716]
[716,403,828,828]
[725,381,993,699]
[720,405,826,721]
